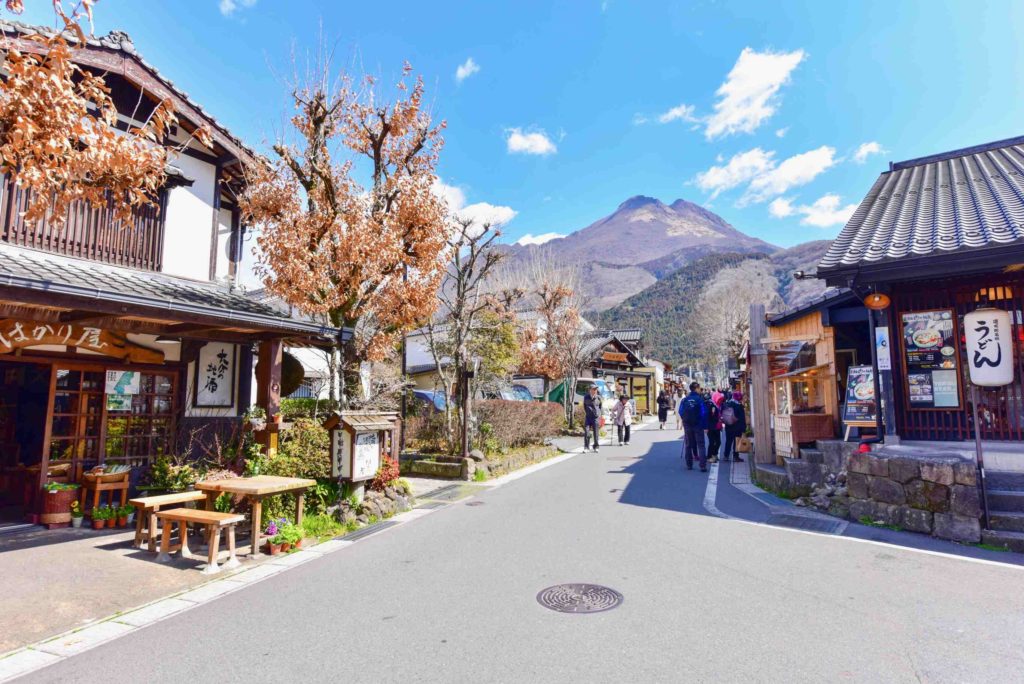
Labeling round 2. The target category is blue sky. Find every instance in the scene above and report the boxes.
[19,0,1024,248]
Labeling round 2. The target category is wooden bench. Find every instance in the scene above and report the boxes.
[130,491,208,552]
[154,508,246,575]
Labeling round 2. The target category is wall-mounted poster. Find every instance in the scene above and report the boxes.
[842,365,878,425]
[105,370,140,396]
[901,310,960,409]
[194,343,237,408]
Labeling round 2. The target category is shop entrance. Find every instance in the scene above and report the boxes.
[0,361,51,525]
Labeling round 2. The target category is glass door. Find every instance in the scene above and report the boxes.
[49,369,104,474]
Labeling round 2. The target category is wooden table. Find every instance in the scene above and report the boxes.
[195,476,315,558]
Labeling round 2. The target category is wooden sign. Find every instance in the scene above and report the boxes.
[602,352,628,363]
[0,318,163,364]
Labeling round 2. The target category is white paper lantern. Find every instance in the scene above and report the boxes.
[964,308,1015,387]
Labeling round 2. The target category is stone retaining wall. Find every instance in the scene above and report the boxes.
[838,449,982,543]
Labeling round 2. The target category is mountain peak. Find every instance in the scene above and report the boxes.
[617,195,663,211]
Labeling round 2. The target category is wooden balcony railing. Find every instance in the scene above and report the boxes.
[0,176,165,271]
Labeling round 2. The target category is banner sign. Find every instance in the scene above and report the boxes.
[901,310,960,408]
[842,365,877,425]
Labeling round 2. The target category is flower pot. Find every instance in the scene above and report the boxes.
[281,541,292,552]
[39,487,79,525]
[105,518,116,528]
[268,542,282,556]
[92,519,104,530]
[117,516,128,527]
[294,538,302,549]
[71,517,83,528]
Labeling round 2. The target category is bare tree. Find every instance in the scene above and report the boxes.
[423,218,512,451]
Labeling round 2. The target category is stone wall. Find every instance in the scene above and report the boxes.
[840,449,982,543]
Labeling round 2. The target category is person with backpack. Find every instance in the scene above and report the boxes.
[610,394,634,445]
[678,381,708,472]
[583,384,602,452]
[706,391,724,464]
[721,390,747,462]
[656,390,671,430]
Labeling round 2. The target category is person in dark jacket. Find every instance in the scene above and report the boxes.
[583,384,602,452]
[706,392,723,464]
[678,381,708,471]
[721,390,747,462]
[656,390,671,429]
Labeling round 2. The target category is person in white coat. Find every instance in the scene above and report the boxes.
[610,394,634,446]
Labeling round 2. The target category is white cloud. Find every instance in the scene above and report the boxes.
[516,232,565,246]
[768,193,856,228]
[658,103,698,124]
[768,197,794,218]
[704,47,806,140]
[455,57,480,84]
[433,179,517,227]
[694,148,775,199]
[797,194,857,227]
[632,113,649,125]
[506,128,557,156]
[219,0,256,16]
[775,127,789,138]
[853,141,886,164]
[742,145,837,203]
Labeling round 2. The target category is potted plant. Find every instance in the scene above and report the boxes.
[91,505,109,530]
[40,482,80,526]
[243,406,267,432]
[70,501,84,528]
[280,522,302,552]
[115,505,129,528]
[264,518,285,555]
[124,504,136,526]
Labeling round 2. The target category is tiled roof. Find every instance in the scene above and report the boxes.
[819,136,1024,277]
[0,20,257,164]
[0,244,340,338]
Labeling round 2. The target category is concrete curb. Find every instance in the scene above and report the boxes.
[0,444,586,683]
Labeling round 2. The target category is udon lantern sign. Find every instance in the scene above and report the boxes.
[964,308,1014,387]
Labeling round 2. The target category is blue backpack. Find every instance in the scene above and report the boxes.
[680,395,704,426]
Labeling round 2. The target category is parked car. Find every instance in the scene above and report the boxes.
[511,384,536,402]
[478,382,534,401]
[411,389,448,414]
[573,379,617,423]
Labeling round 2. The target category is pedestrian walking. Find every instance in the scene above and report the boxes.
[706,391,724,464]
[674,389,684,430]
[611,394,634,445]
[721,390,747,462]
[678,381,708,472]
[656,389,671,429]
[583,384,602,452]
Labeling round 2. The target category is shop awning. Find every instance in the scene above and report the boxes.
[0,244,349,345]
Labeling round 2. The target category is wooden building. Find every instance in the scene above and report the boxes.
[817,135,1024,448]
[763,289,870,459]
[0,22,347,524]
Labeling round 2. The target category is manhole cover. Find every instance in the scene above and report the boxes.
[536,584,623,614]
[465,501,485,506]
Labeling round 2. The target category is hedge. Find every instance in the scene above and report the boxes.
[474,400,563,451]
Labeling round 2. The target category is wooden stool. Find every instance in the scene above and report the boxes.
[129,490,208,551]
[154,508,245,574]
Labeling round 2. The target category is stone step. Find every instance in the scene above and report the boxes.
[986,489,1024,512]
[988,510,1024,533]
[799,448,824,465]
[981,528,1024,553]
[986,470,1024,491]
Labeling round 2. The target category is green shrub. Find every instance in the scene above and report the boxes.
[249,418,335,522]
[280,398,340,421]
[474,400,562,452]
[405,412,448,453]
[302,514,344,541]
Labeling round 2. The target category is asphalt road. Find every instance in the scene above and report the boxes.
[24,426,1024,683]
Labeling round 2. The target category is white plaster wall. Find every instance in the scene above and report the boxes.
[162,153,216,281]
[236,224,264,291]
[214,207,233,281]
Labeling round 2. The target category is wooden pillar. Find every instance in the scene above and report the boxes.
[749,304,773,464]
[256,338,283,456]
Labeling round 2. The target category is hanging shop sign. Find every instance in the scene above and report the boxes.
[0,318,163,364]
[194,343,236,408]
[901,309,960,409]
[875,327,892,371]
[842,365,878,426]
[601,352,629,364]
[964,308,1015,387]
